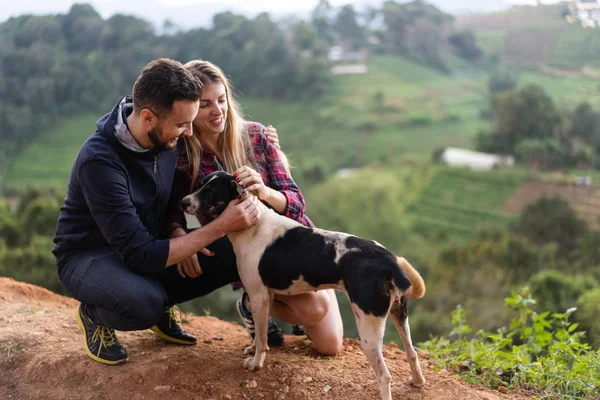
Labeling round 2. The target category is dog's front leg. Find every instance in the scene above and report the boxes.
[242,290,272,371]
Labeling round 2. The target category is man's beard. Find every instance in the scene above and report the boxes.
[148,124,177,152]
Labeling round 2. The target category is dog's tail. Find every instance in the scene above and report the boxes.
[395,257,425,299]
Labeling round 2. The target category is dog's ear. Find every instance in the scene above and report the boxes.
[231,179,245,199]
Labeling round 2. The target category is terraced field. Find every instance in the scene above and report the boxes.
[405,167,528,241]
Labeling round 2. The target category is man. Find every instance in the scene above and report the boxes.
[52,58,259,365]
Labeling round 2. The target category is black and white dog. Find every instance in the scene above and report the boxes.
[181,171,426,400]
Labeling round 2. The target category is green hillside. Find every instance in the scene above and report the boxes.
[3,115,97,190]
[457,4,600,70]
[405,167,528,242]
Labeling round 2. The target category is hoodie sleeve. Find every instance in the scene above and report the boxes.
[78,159,169,275]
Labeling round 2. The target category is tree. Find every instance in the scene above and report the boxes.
[479,85,562,154]
[514,196,588,259]
[488,68,517,93]
[311,0,334,44]
[574,231,600,277]
[426,228,557,332]
[570,102,600,152]
[448,30,482,61]
[529,270,598,314]
[333,5,365,49]
[381,1,453,71]
[514,138,569,169]
[575,288,600,348]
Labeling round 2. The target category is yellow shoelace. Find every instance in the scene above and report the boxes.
[167,306,182,329]
[91,326,117,356]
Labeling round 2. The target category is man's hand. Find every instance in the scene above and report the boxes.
[170,227,214,278]
[214,195,259,233]
[176,249,215,278]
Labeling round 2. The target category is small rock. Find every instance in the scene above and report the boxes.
[302,377,313,384]
[138,378,142,384]
[153,385,171,392]
[212,334,224,341]
[247,380,258,388]
[497,386,508,394]
[225,395,232,400]
[346,346,354,352]
[323,385,331,393]
[283,386,290,393]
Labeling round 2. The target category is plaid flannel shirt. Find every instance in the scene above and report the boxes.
[167,122,314,290]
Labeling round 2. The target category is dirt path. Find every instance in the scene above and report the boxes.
[0,278,533,400]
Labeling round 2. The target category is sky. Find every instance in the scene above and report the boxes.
[0,0,574,30]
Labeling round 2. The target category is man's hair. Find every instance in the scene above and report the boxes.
[132,58,203,117]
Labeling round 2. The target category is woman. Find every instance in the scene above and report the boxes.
[167,60,343,356]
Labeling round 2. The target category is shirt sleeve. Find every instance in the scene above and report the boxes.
[78,159,169,275]
[259,134,307,222]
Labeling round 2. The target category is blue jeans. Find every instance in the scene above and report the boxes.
[57,237,239,331]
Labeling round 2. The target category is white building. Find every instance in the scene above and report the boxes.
[439,147,515,171]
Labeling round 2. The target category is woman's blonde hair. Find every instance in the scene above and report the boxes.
[182,60,252,189]
[182,59,291,191]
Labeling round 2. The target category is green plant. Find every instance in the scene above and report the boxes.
[421,289,600,399]
[1,342,22,362]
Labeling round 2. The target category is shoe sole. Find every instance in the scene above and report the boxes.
[76,305,128,366]
[149,325,196,346]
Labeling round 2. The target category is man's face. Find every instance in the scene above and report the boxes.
[148,99,199,151]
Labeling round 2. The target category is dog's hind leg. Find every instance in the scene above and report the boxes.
[242,289,272,371]
[351,303,392,400]
[389,297,425,388]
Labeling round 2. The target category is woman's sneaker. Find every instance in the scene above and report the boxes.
[292,325,306,336]
[76,304,128,365]
[236,292,284,347]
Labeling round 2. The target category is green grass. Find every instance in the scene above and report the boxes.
[551,26,600,69]
[405,167,529,241]
[3,115,97,190]
[464,4,600,71]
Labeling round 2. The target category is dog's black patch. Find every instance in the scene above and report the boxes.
[258,227,341,290]
[258,231,412,317]
[340,237,410,317]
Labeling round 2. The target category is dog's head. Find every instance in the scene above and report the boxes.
[180,171,245,220]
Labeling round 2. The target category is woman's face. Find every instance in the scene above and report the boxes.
[194,82,228,137]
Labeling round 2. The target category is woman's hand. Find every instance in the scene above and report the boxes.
[234,166,270,201]
[264,125,280,149]
[170,227,214,278]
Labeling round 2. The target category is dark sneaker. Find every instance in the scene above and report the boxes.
[76,304,128,365]
[236,292,284,347]
[292,325,306,336]
[150,306,197,345]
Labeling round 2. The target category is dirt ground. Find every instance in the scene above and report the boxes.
[501,180,600,229]
[0,278,534,400]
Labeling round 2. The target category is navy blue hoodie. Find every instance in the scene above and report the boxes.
[53,96,179,275]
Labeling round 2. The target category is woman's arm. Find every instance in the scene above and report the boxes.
[235,134,306,220]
